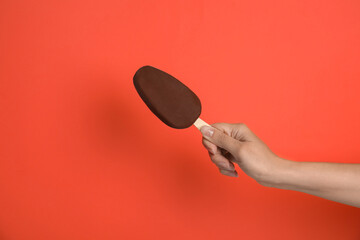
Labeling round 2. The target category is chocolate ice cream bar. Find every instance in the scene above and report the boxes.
[133,66,209,130]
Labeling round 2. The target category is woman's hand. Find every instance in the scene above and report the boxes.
[201,123,360,208]
[200,123,287,185]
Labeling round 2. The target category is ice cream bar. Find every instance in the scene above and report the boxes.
[133,66,209,130]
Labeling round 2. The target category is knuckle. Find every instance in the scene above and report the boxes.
[211,156,226,169]
[211,130,222,142]
[209,154,218,164]
[225,162,235,171]
[236,145,245,156]
[218,161,230,170]
[202,138,210,147]
[237,123,248,130]
[212,122,224,127]
[240,143,251,155]
[215,131,226,141]
[236,148,243,157]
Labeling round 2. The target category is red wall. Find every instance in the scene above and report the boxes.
[1,0,360,239]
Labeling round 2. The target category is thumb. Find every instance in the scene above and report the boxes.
[200,125,240,156]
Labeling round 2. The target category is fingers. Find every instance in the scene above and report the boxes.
[209,150,236,171]
[202,137,217,154]
[210,151,238,177]
[202,138,236,162]
[219,169,238,177]
[202,137,238,177]
[200,122,253,178]
[200,125,241,156]
[211,122,255,142]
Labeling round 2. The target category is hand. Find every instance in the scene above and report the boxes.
[201,123,288,185]
[201,123,360,207]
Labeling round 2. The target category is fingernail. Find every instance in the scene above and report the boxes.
[228,164,235,171]
[200,126,214,138]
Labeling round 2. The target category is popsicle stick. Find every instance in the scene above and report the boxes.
[193,117,210,130]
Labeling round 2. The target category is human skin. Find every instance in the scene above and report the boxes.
[200,123,360,208]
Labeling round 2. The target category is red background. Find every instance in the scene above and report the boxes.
[1,0,360,239]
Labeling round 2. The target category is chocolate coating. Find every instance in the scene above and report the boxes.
[133,66,201,129]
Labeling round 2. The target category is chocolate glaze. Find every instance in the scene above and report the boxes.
[133,66,201,129]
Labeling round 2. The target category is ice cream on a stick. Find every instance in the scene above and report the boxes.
[133,65,209,130]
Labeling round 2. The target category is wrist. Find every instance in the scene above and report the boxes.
[257,157,298,189]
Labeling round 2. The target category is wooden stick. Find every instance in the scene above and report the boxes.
[193,117,210,130]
